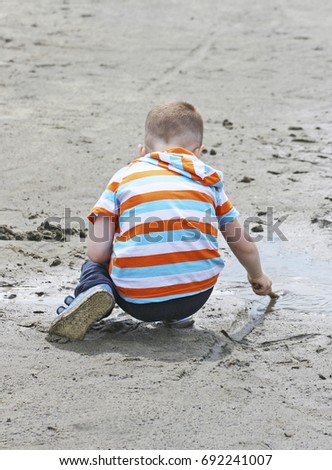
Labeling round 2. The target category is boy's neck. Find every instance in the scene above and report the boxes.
[141,143,203,158]
[167,145,204,158]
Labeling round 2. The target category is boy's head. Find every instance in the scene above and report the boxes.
[139,101,204,157]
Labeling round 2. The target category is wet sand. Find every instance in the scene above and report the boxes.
[1,0,332,450]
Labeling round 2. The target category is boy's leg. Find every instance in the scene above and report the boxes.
[49,260,115,340]
[74,259,114,297]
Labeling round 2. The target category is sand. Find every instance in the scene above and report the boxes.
[1,0,332,450]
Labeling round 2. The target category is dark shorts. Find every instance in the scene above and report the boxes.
[74,260,213,322]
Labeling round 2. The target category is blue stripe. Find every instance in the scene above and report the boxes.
[111,257,224,279]
[169,154,182,171]
[100,189,117,202]
[119,199,215,221]
[218,207,239,225]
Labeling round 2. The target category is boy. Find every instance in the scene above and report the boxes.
[49,102,272,340]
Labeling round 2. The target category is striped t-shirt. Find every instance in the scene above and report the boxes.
[88,147,239,303]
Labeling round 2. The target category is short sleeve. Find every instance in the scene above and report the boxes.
[216,187,239,226]
[87,168,126,224]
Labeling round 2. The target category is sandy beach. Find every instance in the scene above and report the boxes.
[1,0,332,450]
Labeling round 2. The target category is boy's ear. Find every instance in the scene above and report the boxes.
[138,144,147,157]
[193,145,204,158]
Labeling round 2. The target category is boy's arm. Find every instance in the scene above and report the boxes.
[220,218,272,295]
[87,215,115,263]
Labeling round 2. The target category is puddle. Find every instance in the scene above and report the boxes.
[217,241,331,317]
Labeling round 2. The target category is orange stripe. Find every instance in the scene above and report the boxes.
[87,207,117,223]
[120,190,215,214]
[115,218,218,242]
[113,248,219,268]
[203,172,222,186]
[106,181,120,192]
[216,200,233,217]
[181,157,196,176]
[116,274,219,299]
[150,152,161,159]
[147,157,173,171]
[180,158,208,184]
[121,169,180,185]
[149,152,198,175]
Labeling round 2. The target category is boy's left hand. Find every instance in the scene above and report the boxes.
[248,272,272,296]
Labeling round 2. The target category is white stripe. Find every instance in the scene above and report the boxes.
[218,189,229,205]
[109,166,129,183]
[158,153,172,164]
[112,265,221,288]
[193,161,214,179]
[114,238,217,257]
[125,161,162,174]
[93,197,116,214]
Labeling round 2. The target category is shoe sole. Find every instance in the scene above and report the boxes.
[163,317,195,329]
[49,290,115,341]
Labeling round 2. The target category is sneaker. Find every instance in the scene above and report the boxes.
[163,315,194,329]
[49,284,115,340]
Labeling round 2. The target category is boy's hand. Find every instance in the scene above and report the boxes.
[248,272,272,296]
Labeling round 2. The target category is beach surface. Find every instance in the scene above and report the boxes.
[1,0,332,450]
